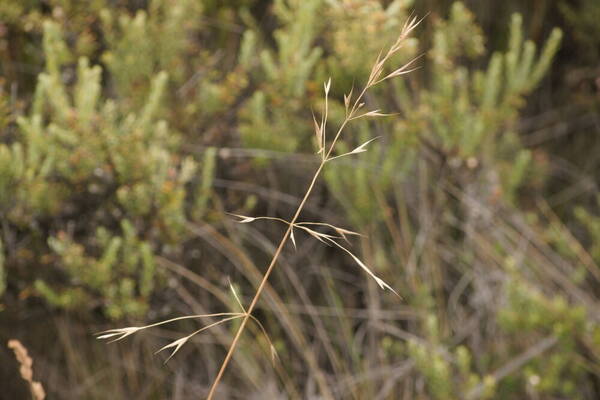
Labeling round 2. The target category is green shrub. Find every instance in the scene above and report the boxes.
[1,20,209,318]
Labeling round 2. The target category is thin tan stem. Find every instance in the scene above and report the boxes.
[206,161,327,399]
[208,53,382,399]
[208,80,384,400]
[206,20,419,397]
[207,82,368,398]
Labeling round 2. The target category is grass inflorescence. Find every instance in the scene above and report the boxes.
[97,15,423,399]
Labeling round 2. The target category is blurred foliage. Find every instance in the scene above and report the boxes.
[238,0,323,152]
[498,274,587,397]
[1,0,599,399]
[326,3,563,227]
[560,0,600,63]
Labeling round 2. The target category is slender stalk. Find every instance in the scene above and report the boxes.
[208,56,387,399]
[206,161,326,399]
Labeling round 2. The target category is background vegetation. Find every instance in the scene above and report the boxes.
[1,0,599,398]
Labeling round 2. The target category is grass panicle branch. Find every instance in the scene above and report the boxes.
[205,17,421,398]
